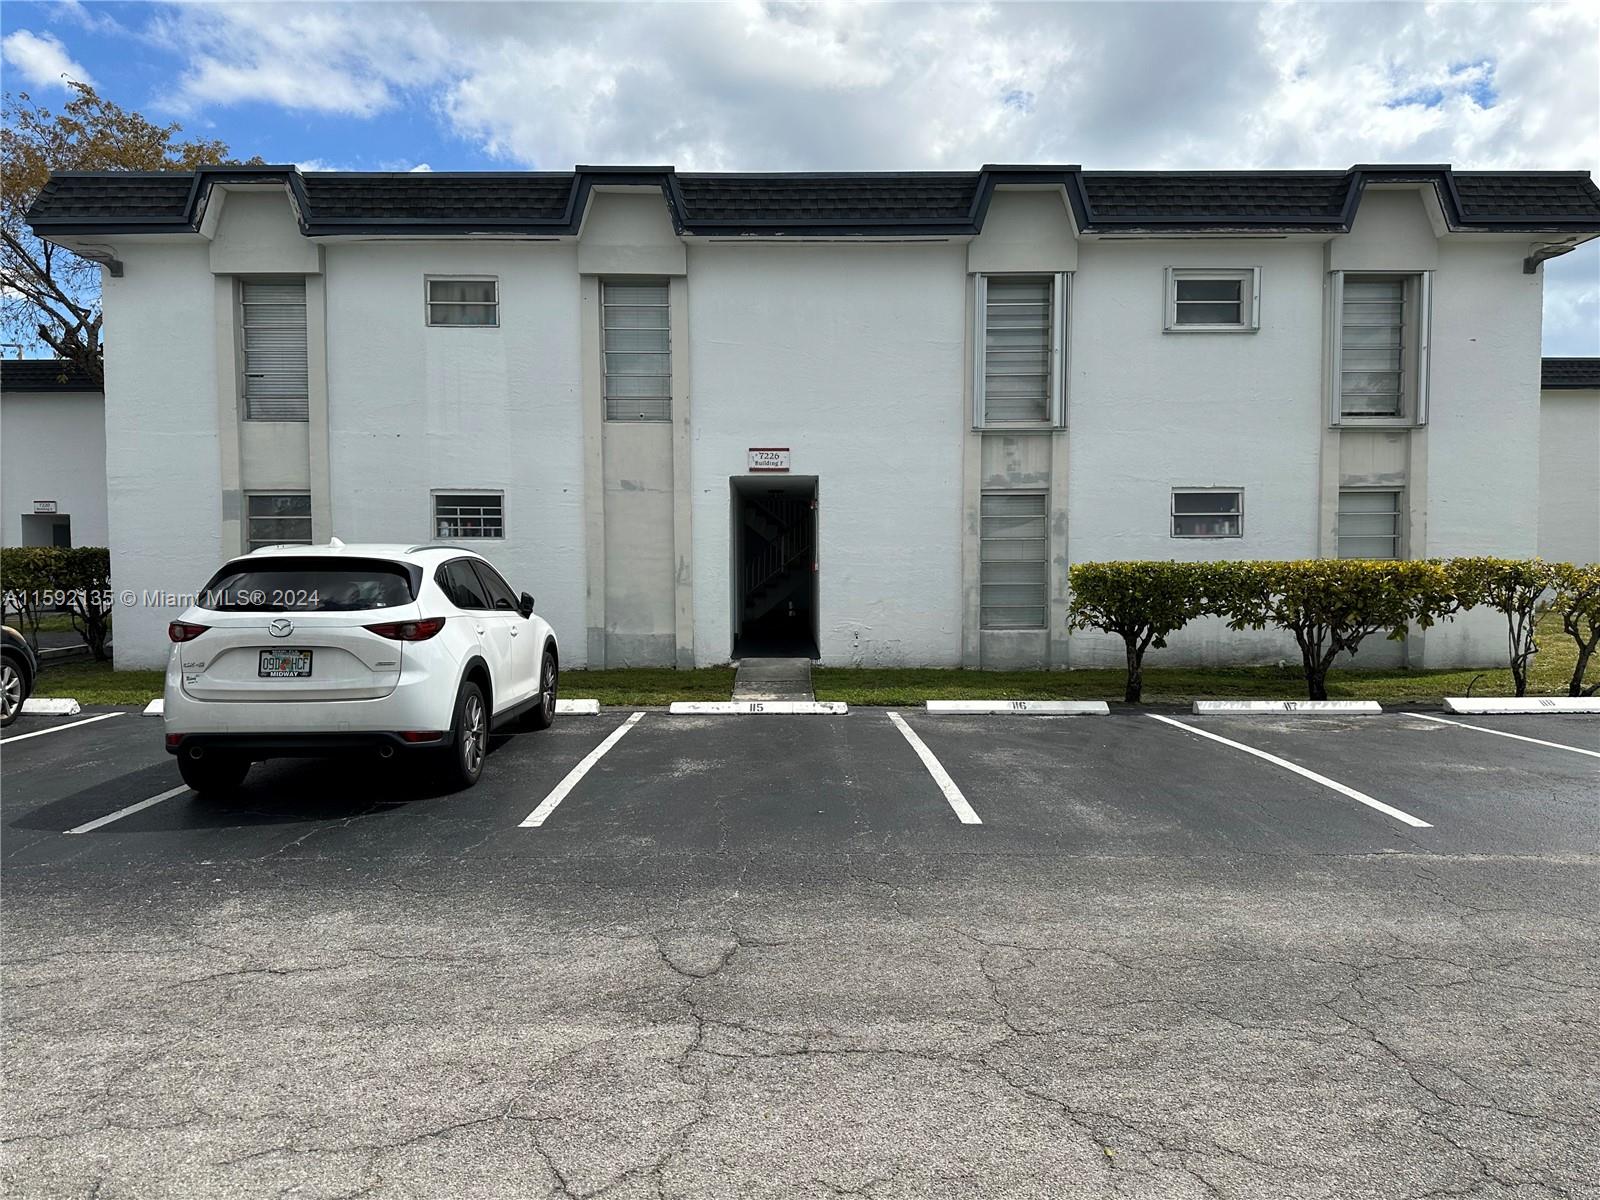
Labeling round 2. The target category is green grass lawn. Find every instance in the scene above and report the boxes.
[26,611,1593,708]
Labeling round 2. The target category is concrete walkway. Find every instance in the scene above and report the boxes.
[732,657,815,701]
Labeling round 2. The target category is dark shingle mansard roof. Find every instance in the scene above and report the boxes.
[1542,358,1600,389]
[26,163,1600,238]
[1,359,101,393]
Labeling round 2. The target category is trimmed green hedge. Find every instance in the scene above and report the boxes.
[1068,557,1595,702]
[0,546,113,660]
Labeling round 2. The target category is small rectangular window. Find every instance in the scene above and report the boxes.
[246,493,312,551]
[1172,489,1243,538]
[427,278,499,327]
[603,281,671,422]
[1337,490,1402,559]
[980,492,1048,629]
[1165,268,1259,332]
[240,280,309,420]
[433,493,504,539]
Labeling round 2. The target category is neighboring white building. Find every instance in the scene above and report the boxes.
[25,163,1600,670]
[0,359,108,550]
[1539,357,1600,566]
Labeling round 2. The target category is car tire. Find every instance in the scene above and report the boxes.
[178,751,250,796]
[439,680,488,790]
[0,655,27,728]
[524,650,558,731]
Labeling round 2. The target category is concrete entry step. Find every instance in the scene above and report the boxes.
[732,656,815,702]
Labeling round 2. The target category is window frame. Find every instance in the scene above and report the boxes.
[1164,267,1261,333]
[1336,487,1405,560]
[244,492,313,553]
[238,277,310,422]
[602,278,672,423]
[425,276,500,328]
[978,490,1050,630]
[431,490,506,541]
[1170,487,1244,539]
[1328,270,1431,427]
[973,272,1068,429]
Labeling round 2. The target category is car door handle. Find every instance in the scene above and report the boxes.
[509,626,520,636]
[474,623,486,635]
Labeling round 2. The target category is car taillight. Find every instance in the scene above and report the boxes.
[364,617,447,642]
[168,622,209,642]
[398,730,445,743]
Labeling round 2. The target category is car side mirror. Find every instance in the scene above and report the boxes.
[518,592,535,619]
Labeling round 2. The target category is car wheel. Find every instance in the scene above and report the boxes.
[525,650,558,731]
[439,680,488,789]
[178,751,250,796]
[0,657,25,727]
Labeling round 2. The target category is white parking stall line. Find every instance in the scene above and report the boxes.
[1411,713,1600,760]
[2,711,123,745]
[887,711,982,826]
[65,785,190,835]
[1147,713,1432,829]
[519,712,646,828]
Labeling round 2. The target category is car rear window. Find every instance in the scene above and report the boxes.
[198,558,420,612]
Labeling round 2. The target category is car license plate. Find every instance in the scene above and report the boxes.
[259,649,312,678]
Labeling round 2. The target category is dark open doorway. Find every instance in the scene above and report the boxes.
[732,476,818,659]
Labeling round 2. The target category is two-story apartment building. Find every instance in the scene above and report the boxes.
[25,164,1600,670]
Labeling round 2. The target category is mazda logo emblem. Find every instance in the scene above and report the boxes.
[268,618,294,639]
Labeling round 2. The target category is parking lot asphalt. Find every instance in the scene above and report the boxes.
[3,704,1598,1199]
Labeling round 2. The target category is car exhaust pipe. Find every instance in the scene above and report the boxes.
[188,746,204,760]
[378,744,395,760]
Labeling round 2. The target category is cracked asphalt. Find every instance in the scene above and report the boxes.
[2,705,1598,1199]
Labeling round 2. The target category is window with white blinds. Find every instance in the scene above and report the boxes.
[980,276,1056,424]
[1337,490,1402,559]
[1339,276,1406,418]
[427,278,498,326]
[980,492,1048,629]
[602,281,670,422]
[240,280,309,421]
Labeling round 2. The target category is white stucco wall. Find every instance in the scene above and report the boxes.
[1065,237,1325,667]
[321,240,590,665]
[0,389,108,549]
[82,180,1565,674]
[101,243,224,668]
[1539,387,1600,565]
[686,243,967,665]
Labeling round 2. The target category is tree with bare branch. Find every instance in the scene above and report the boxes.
[2,81,257,382]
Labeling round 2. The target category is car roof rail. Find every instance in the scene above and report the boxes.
[405,542,473,554]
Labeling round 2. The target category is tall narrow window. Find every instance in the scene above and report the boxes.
[979,492,1048,629]
[980,276,1055,424]
[603,281,670,422]
[1339,277,1405,418]
[1337,490,1402,559]
[246,494,312,551]
[240,280,309,421]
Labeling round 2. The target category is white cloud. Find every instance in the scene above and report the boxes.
[1,29,95,90]
[127,1,1600,349]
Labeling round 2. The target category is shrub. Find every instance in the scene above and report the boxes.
[1445,557,1557,697]
[0,546,113,661]
[1067,561,1209,703]
[1210,559,1456,701]
[1551,562,1600,698]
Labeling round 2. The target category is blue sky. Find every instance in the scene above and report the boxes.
[4,0,1597,353]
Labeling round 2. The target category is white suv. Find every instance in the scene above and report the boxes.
[163,541,559,795]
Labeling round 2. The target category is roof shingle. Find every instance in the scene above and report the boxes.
[1,359,101,393]
[1542,357,1600,389]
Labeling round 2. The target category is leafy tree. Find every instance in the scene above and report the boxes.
[1212,559,1457,701]
[0,546,112,659]
[1551,562,1600,697]
[2,81,255,382]
[1067,561,1209,703]
[1445,557,1557,697]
